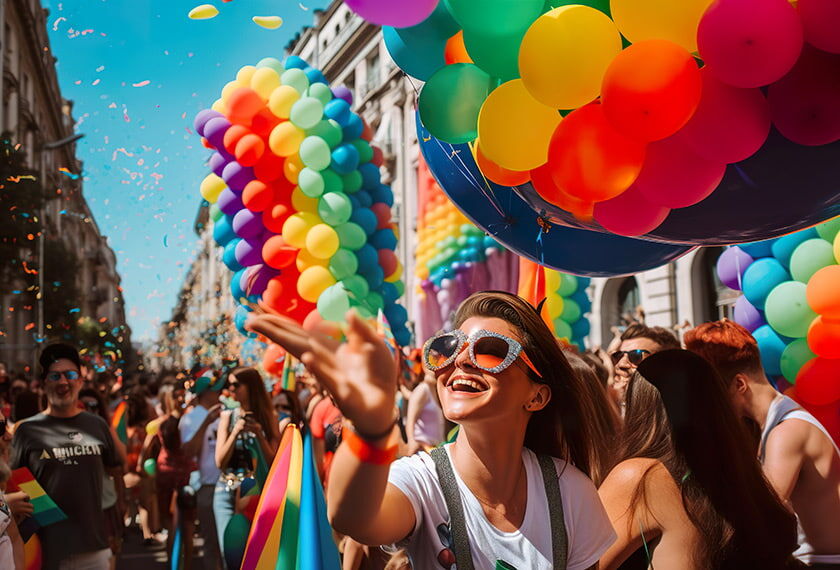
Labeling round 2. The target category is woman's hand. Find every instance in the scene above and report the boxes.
[247,310,397,436]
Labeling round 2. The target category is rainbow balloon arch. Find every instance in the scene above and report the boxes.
[346,0,840,277]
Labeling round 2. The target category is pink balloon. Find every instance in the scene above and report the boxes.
[594,184,671,237]
[768,45,840,146]
[697,0,803,88]
[799,0,840,54]
[633,137,726,208]
[674,69,771,163]
[345,0,439,27]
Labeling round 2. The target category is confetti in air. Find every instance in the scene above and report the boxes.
[252,16,283,29]
[188,4,219,20]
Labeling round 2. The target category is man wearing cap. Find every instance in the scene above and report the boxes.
[10,343,125,570]
[179,368,223,569]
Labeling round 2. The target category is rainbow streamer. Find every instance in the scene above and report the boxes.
[111,400,128,444]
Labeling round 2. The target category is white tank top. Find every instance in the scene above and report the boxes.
[412,382,444,446]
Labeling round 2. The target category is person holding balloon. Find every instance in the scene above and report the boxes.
[685,321,840,567]
[246,291,616,569]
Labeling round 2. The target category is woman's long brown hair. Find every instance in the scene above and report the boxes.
[453,291,610,480]
[230,367,280,445]
[619,350,800,569]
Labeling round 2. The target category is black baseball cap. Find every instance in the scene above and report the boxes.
[39,343,82,377]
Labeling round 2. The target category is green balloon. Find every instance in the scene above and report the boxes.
[329,248,359,280]
[222,513,250,569]
[317,283,351,322]
[210,203,223,222]
[342,171,362,193]
[446,0,543,35]
[322,169,344,194]
[298,168,325,197]
[790,238,836,283]
[546,0,610,16]
[289,97,324,130]
[342,274,370,299]
[335,222,366,250]
[765,281,817,338]
[143,458,157,476]
[816,217,840,244]
[299,136,332,171]
[307,82,333,105]
[456,235,469,247]
[318,192,352,225]
[560,299,581,322]
[394,280,405,297]
[351,139,374,164]
[780,338,816,383]
[557,274,578,297]
[553,318,572,340]
[367,291,385,312]
[307,120,343,148]
[418,63,493,144]
[280,68,310,94]
[464,29,524,81]
[256,57,284,74]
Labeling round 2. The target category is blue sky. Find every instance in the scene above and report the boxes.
[44,0,328,340]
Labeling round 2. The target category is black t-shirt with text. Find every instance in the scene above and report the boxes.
[11,411,120,567]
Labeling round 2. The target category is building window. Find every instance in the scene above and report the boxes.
[617,277,641,326]
[692,247,735,324]
[366,52,381,93]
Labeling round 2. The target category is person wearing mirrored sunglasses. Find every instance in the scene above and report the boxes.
[246,291,616,569]
[610,324,680,414]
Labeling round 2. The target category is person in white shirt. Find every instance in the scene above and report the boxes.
[248,291,616,569]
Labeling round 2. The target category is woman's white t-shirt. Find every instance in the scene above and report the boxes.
[388,445,616,570]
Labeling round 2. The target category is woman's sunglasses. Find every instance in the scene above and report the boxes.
[46,370,80,382]
[611,349,652,366]
[423,329,542,378]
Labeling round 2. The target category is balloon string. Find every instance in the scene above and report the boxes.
[733,245,743,291]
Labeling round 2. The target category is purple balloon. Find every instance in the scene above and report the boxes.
[235,235,266,267]
[194,109,222,137]
[332,86,354,106]
[232,209,265,239]
[344,0,438,27]
[733,295,766,333]
[203,117,231,149]
[716,246,755,291]
[217,188,244,216]
[208,152,230,177]
[241,264,279,296]
[222,162,255,192]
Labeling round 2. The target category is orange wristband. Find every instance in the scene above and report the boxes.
[342,425,398,465]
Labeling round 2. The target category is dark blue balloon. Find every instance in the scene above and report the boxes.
[355,189,373,208]
[394,328,412,347]
[370,183,394,207]
[359,162,381,189]
[284,55,307,70]
[363,265,385,289]
[569,289,591,313]
[342,114,364,141]
[381,282,399,304]
[350,207,377,236]
[355,244,379,274]
[571,318,591,339]
[385,303,409,327]
[370,228,398,251]
[347,194,361,210]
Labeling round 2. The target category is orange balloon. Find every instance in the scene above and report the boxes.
[227,87,266,125]
[445,31,473,64]
[235,133,265,167]
[262,203,292,233]
[223,124,251,155]
[253,151,285,183]
[475,145,530,186]
[262,343,286,375]
[263,235,298,270]
[530,163,593,216]
[601,40,702,142]
[547,102,647,202]
[251,108,280,139]
[795,356,840,406]
[807,265,840,319]
[242,180,276,212]
[807,316,840,359]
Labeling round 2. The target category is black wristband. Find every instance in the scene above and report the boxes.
[349,411,400,442]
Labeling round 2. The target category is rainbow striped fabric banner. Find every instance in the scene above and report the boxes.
[111,400,128,444]
[9,467,67,541]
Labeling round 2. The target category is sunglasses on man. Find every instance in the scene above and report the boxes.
[610,349,652,366]
[45,370,81,382]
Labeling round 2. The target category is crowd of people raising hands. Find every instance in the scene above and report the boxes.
[0,289,838,569]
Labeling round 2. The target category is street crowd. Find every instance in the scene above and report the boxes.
[0,291,838,569]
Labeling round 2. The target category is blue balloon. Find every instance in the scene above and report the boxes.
[370,228,398,250]
[739,239,776,259]
[381,282,399,304]
[359,163,381,189]
[577,277,592,289]
[363,265,385,289]
[355,244,379,274]
[383,26,447,82]
[385,303,409,327]
[213,216,237,247]
[234,305,256,338]
[370,183,394,207]
[569,289,591,313]
[223,240,243,271]
[753,325,788,376]
[394,328,412,347]
[571,318,591,338]
[342,114,364,141]
[331,144,361,175]
[303,67,327,85]
[742,258,791,310]
[230,269,247,301]
[347,194,361,210]
[355,189,373,208]
[324,99,351,125]
[284,55,307,70]
[770,228,819,268]
[350,207,377,236]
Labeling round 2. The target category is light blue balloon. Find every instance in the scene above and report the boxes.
[770,228,819,268]
[742,258,791,310]
[284,55,308,70]
[213,215,237,247]
[235,305,256,338]
[753,325,788,377]
[331,144,361,175]
[739,238,777,259]
[223,240,243,271]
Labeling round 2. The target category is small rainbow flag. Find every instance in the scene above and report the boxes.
[280,354,296,392]
[111,400,128,445]
[8,467,67,541]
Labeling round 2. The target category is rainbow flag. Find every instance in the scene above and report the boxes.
[111,400,128,444]
[296,430,341,570]
[9,467,67,541]
[280,354,296,392]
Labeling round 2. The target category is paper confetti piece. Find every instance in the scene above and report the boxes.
[189,4,219,20]
[132,80,151,87]
[299,3,309,10]
[252,16,283,29]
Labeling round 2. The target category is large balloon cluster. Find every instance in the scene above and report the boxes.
[718,218,840,409]
[352,0,840,276]
[544,271,591,350]
[194,56,411,347]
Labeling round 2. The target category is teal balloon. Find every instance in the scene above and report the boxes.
[446,0,543,35]
[780,338,816,383]
[765,281,817,338]
[335,222,366,250]
[329,248,359,280]
[299,136,332,171]
[753,325,787,376]
[281,68,310,94]
[307,119,343,148]
[342,274,370,299]
[367,291,385,312]
[298,168,325,197]
[464,29,525,81]
[557,274,578,297]
[256,57,284,74]
[142,458,156,476]
[418,64,494,144]
[307,82,333,105]
[342,171,363,193]
[816,217,840,243]
[790,238,836,283]
[318,283,351,322]
[290,97,324,130]
[210,203,223,222]
[381,2,459,80]
[771,228,819,268]
[222,514,250,570]
[742,258,790,310]
[560,299,581,322]
[318,192,353,225]
[553,318,573,340]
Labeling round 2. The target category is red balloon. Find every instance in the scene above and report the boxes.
[253,152,285,182]
[475,145,530,186]
[242,180,275,212]
[633,136,726,208]
[601,40,702,142]
[251,109,280,139]
[768,45,840,146]
[223,124,251,155]
[799,0,840,54]
[806,265,840,319]
[262,342,286,376]
[227,88,265,125]
[362,120,374,142]
[371,146,384,167]
[201,137,215,150]
[262,203,292,233]
[530,163,593,218]
[262,235,298,270]
[371,202,392,229]
[547,103,647,202]
[800,400,840,448]
[795,357,840,406]
[593,183,671,237]
[378,249,398,276]
[235,134,265,167]
[807,316,840,359]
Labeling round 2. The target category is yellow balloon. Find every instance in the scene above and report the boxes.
[296,248,329,272]
[519,6,622,109]
[250,67,281,100]
[221,80,241,105]
[211,98,226,114]
[546,294,565,320]
[268,85,300,119]
[291,186,318,213]
[282,212,320,248]
[834,230,840,264]
[236,65,258,85]
[477,80,563,171]
[284,154,304,184]
[199,173,226,203]
[611,0,713,52]
[269,122,305,157]
[385,261,403,283]
[544,270,561,293]
[305,224,340,259]
[298,265,335,303]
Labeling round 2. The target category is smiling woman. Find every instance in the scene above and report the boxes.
[246,290,617,569]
